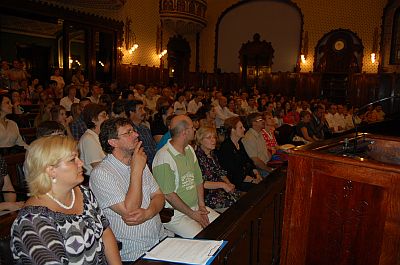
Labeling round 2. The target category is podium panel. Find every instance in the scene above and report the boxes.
[280,134,400,265]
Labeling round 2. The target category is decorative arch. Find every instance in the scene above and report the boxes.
[214,0,303,73]
[379,0,400,72]
[314,29,364,73]
[390,7,400,64]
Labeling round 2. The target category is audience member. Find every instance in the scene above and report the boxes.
[36,120,66,138]
[90,117,167,262]
[79,104,108,175]
[59,85,80,111]
[195,126,240,212]
[50,68,65,98]
[152,115,219,238]
[151,104,173,143]
[218,116,261,192]
[88,83,102,104]
[295,111,320,143]
[215,96,238,128]
[187,91,203,114]
[70,97,91,140]
[261,112,279,155]
[242,112,273,177]
[11,135,121,264]
[126,100,157,168]
[50,105,73,138]
[0,94,28,149]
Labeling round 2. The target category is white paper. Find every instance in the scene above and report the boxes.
[143,237,224,265]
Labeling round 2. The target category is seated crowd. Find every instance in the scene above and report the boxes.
[0,60,388,263]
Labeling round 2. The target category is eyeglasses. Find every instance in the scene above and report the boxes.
[118,129,136,137]
[255,118,264,122]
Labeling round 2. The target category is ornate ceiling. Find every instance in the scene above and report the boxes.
[42,0,126,10]
[0,15,62,38]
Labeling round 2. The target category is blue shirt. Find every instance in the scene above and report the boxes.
[156,131,171,151]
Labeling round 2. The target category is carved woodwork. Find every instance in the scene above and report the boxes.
[239,33,274,89]
[281,134,400,265]
[314,29,364,73]
[167,35,191,86]
[159,0,207,35]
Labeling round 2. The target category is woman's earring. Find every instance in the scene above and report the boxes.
[52,177,57,184]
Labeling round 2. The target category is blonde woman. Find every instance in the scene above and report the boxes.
[10,135,121,264]
[195,126,241,212]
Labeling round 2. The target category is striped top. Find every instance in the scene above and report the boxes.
[11,186,109,265]
[90,154,166,262]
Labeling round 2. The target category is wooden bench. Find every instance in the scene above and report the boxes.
[3,151,28,195]
[19,127,37,145]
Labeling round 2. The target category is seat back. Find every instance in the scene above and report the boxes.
[3,152,27,194]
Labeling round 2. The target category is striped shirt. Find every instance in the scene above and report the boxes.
[11,186,109,264]
[90,154,166,262]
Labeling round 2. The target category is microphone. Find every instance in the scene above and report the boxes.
[352,96,400,154]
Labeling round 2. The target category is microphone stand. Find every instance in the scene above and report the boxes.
[352,96,400,154]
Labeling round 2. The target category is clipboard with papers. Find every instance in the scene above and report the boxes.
[142,237,228,265]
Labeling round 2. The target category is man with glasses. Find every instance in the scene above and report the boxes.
[152,115,219,238]
[90,117,167,263]
[242,112,273,177]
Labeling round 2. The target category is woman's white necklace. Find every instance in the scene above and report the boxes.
[46,189,75,210]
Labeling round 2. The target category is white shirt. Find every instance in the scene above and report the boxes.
[0,119,28,148]
[173,101,187,115]
[78,129,105,175]
[187,99,202,114]
[59,96,80,111]
[215,105,238,128]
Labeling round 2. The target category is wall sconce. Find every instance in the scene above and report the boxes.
[371,27,378,64]
[301,31,309,64]
[128,44,139,54]
[159,49,167,58]
[371,53,376,64]
[301,54,306,64]
[125,17,139,55]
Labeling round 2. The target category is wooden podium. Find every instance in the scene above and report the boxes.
[280,134,400,265]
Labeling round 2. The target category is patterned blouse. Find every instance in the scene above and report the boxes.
[261,129,278,150]
[11,186,109,264]
[195,147,241,209]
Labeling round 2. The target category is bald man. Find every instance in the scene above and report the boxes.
[152,115,219,238]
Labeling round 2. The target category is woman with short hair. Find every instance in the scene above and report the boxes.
[78,103,108,175]
[195,126,240,212]
[218,117,262,192]
[11,135,121,264]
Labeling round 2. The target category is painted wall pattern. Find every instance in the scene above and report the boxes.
[44,0,388,73]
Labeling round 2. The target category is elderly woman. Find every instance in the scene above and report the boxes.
[195,126,241,212]
[218,117,262,192]
[10,135,121,264]
[0,94,28,149]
